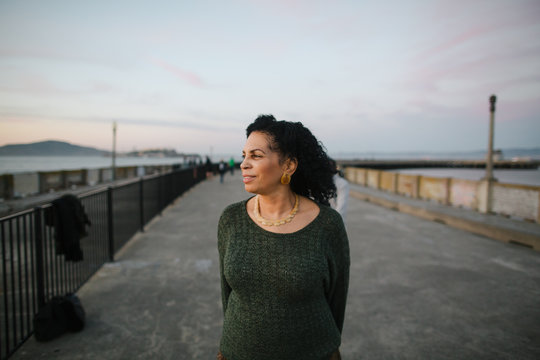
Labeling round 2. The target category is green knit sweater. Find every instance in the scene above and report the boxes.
[218,198,350,360]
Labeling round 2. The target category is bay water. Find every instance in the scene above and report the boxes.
[1,156,539,187]
[0,156,191,174]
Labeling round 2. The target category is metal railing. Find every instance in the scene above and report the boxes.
[0,166,206,359]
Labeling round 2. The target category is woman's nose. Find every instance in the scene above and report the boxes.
[240,158,250,169]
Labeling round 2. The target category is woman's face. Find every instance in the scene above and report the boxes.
[241,131,286,195]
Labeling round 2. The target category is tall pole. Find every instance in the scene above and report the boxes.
[481,95,497,214]
[485,95,496,181]
[112,121,117,181]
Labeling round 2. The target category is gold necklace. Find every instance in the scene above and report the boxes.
[254,194,299,226]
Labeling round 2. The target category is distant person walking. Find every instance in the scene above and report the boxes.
[205,156,213,178]
[218,160,226,184]
[228,157,235,175]
[217,115,350,360]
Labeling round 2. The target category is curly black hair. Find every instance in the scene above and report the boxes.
[246,114,337,205]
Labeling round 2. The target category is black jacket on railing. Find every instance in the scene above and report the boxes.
[45,194,91,262]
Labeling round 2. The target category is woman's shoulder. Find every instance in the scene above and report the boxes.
[316,203,346,230]
[221,199,244,214]
[316,201,342,220]
[315,204,348,254]
[219,198,250,225]
[297,196,343,226]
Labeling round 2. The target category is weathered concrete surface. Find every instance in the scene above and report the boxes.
[344,189,540,359]
[11,173,540,359]
[350,183,540,250]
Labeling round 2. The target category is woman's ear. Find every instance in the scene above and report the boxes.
[285,157,298,175]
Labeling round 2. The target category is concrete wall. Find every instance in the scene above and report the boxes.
[419,176,450,204]
[13,173,39,198]
[87,169,101,186]
[115,166,137,180]
[345,167,540,223]
[380,171,398,192]
[367,170,380,188]
[65,169,87,187]
[397,174,420,198]
[354,168,367,185]
[0,174,14,200]
[39,171,64,193]
[492,183,540,222]
[2,164,179,199]
[449,178,478,209]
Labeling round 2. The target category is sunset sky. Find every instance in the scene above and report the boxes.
[1,0,539,157]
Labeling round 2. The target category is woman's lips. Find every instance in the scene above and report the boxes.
[242,175,255,184]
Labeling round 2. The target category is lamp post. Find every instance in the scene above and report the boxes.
[485,95,496,181]
[112,121,117,181]
[481,95,497,214]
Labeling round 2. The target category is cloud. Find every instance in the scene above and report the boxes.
[416,26,493,64]
[0,110,237,133]
[148,57,205,87]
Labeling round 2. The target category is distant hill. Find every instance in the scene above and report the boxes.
[0,140,109,156]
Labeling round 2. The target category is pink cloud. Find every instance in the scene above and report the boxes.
[149,57,205,87]
[414,25,494,66]
[415,1,540,64]
[404,43,540,98]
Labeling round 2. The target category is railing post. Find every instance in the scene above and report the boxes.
[107,186,114,261]
[139,178,144,232]
[158,175,163,215]
[33,207,46,309]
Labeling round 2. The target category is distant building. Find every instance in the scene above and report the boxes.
[489,149,503,161]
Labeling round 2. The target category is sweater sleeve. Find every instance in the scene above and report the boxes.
[326,214,350,334]
[218,212,232,316]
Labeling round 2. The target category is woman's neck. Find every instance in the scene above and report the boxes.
[257,190,297,219]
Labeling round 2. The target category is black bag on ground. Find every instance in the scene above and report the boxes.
[33,297,68,342]
[33,294,85,342]
[62,293,85,332]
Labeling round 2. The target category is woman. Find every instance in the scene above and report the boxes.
[218,115,350,360]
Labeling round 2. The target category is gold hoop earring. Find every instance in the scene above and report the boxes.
[280,173,291,185]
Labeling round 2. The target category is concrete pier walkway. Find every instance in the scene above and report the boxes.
[11,174,540,359]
